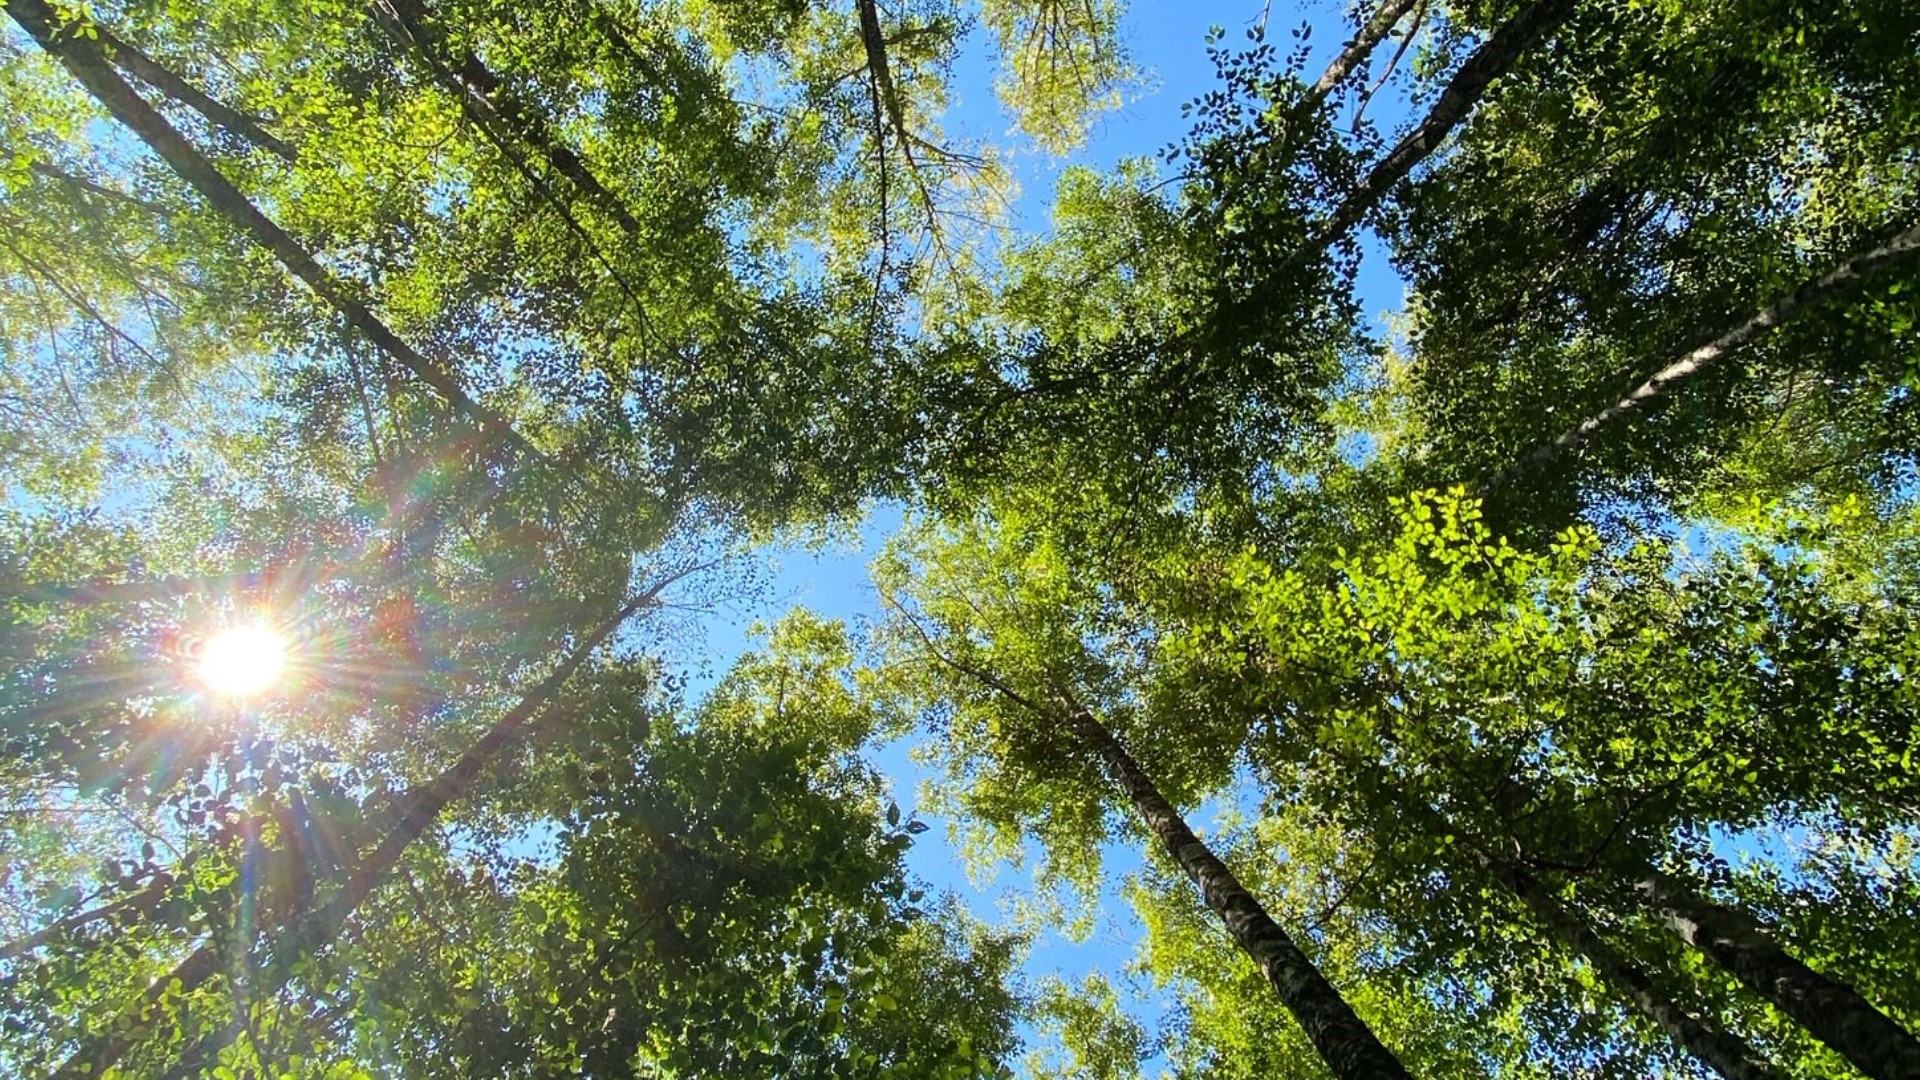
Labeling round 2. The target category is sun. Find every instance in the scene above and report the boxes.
[197,624,288,697]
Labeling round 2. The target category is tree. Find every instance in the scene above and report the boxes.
[1,0,1071,1072]
[1385,0,1920,533]
[9,0,1920,1076]
[1167,488,1920,1075]
[875,513,1414,1080]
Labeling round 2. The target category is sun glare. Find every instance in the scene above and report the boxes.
[198,624,288,697]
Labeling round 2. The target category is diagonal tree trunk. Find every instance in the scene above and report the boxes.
[1293,0,1578,266]
[366,0,657,327]
[5,0,535,459]
[1476,851,1784,1080]
[371,0,642,236]
[0,870,177,964]
[1053,690,1414,1080]
[1304,0,1423,111]
[889,594,1412,1080]
[89,21,297,162]
[1493,221,1920,488]
[48,576,679,1080]
[1627,862,1920,1080]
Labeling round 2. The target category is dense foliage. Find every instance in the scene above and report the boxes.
[2,0,1917,1077]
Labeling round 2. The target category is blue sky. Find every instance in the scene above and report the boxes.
[676,0,1424,1069]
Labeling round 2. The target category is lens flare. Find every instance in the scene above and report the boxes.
[198,624,287,697]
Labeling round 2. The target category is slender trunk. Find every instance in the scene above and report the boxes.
[50,586,664,1080]
[856,0,942,233]
[1479,853,1783,1080]
[1629,863,1920,1080]
[5,0,534,459]
[1057,696,1414,1080]
[371,0,641,235]
[1494,221,1920,487]
[89,22,297,162]
[1304,0,1422,110]
[0,874,172,963]
[1294,0,1578,265]
[367,0,655,321]
[857,0,912,149]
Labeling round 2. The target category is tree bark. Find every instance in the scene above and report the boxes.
[1629,863,1920,1080]
[1305,0,1423,111]
[89,21,297,162]
[1057,695,1414,1080]
[5,0,535,459]
[1295,0,1578,265]
[1494,221,1920,487]
[49,581,671,1079]
[371,0,641,235]
[1480,853,1784,1080]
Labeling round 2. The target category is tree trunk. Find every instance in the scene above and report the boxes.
[89,21,297,162]
[49,585,665,1079]
[1305,0,1423,110]
[1631,862,1920,1080]
[0,872,175,963]
[1480,853,1784,1080]
[371,0,641,235]
[1295,0,1578,265]
[5,0,534,459]
[1057,695,1414,1080]
[1495,221,1920,487]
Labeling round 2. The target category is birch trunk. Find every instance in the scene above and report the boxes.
[5,0,533,458]
[1480,854,1784,1080]
[1305,0,1423,109]
[1296,0,1578,264]
[1058,697,1415,1080]
[1497,222,1920,486]
[1630,863,1920,1080]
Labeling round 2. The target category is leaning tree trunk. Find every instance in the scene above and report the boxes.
[1478,852,1784,1080]
[1304,0,1424,111]
[371,0,642,235]
[5,0,533,459]
[0,864,182,964]
[1629,862,1920,1080]
[1292,0,1579,267]
[89,20,297,162]
[49,585,666,1080]
[1056,694,1414,1080]
[1493,221,1920,488]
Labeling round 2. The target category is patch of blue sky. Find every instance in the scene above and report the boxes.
[670,1,1445,1070]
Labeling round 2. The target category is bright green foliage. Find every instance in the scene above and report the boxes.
[874,510,1123,906]
[1155,488,1920,1070]
[1390,0,1920,530]
[8,0,1920,1076]
[1177,489,1920,840]
[1024,973,1147,1080]
[980,0,1135,154]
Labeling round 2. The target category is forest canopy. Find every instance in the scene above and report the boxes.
[1,0,1917,1077]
